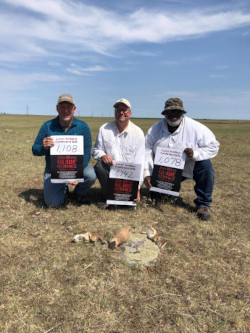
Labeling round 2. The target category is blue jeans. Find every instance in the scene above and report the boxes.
[44,165,96,207]
[183,160,214,209]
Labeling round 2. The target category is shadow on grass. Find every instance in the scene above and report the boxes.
[18,187,105,209]
[68,187,104,207]
[18,188,45,208]
[69,188,138,211]
[18,186,195,212]
[88,187,196,212]
[168,196,196,212]
[140,187,195,213]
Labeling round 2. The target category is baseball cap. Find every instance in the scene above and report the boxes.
[57,94,75,106]
[113,98,131,109]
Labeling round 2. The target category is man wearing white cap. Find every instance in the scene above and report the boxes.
[32,94,96,207]
[92,98,145,202]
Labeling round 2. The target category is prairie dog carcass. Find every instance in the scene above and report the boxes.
[71,232,106,244]
[108,227,131,250]
[147,226,163,248]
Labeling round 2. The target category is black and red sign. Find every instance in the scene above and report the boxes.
[150,147,186,196]
[50,135,84,183]
[106,178,138,206]
[50,155,83,183]
[106,162,141,206]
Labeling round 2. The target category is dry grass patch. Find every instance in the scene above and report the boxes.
[0,115,249,332]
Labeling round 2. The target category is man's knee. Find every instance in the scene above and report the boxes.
[43,172,67,207]
[94,160,110,178]
[94,160,109,173]
[84,165,96,184]
[194,160,214,177]
[44,194,65,208]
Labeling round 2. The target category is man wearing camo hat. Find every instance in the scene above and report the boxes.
[144,97,220,220]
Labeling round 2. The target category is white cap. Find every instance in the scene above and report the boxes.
[113,98,131,109]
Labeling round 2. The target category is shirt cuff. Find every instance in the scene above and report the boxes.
[192,149,199,160]
[143,170,151,178]
[98,152,106,159]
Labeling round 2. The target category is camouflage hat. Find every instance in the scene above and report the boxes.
[161,97,187,115]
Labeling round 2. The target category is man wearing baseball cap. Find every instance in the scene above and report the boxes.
[144,97,220,220]
[92,98,145,202]
[32,94,96,207]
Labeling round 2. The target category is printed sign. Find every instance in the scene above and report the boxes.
[50,135,84,183]
[150,147,186,196]
[109,162,142,181]
[106,162,141,206]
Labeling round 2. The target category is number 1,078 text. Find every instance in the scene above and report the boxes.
[158,156,182,167]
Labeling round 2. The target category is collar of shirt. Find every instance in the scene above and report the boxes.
[55,116,77,130]
[114,120,131,135]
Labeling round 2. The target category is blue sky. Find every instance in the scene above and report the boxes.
[1,0,250,119]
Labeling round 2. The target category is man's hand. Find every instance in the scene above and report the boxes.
[184,148,194,159]
[67,181,79,186]
[101,155,114,166]
[134,189,140,203]
[43,137,54,150]
[144,176,152,189]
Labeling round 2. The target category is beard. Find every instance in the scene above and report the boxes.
[165,114,184,127]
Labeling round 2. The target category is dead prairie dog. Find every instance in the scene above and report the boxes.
[71,232,106,244]
[71,232,91,243]
[108,226,131,250]
[147,226,163,248]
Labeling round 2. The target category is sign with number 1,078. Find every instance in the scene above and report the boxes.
[154,147,186,169]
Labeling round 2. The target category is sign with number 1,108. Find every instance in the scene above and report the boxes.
[50,136,84,156]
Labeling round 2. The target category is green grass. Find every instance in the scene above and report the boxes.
[0,115,249,332]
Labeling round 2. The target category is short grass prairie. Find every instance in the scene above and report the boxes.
[0,115,249,333]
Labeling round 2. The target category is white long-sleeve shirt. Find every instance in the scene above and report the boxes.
[93,120,145,183]
[144,117,220,179]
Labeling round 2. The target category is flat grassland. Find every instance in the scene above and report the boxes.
[0,115,249,333]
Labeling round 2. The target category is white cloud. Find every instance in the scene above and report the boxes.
[48,61,61,67]
[1,0,250,63]
[163,89,250,105]
[66,63,111,75]
[163,60,181,65]
[1,1,249,119]
[209,74,226,78]
[0,70,62,90]
[130,50,159,57]
[157,89,250,119]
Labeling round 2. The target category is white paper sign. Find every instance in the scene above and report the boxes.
[50,136,84,155]
[154,147,186,169]
[109,162,141,181]
[50,135,84,183]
